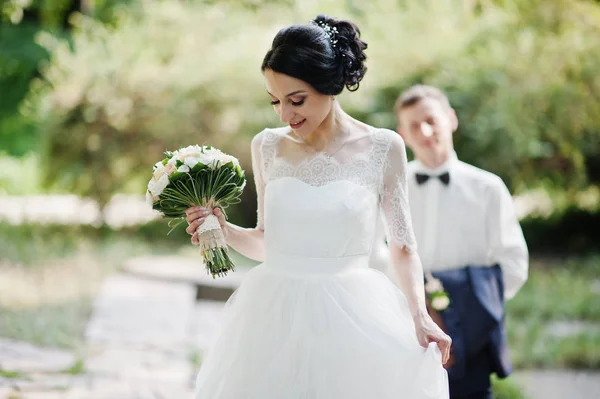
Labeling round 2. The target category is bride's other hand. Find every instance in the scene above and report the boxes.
[185,207,228,245]
[414,315,452,365]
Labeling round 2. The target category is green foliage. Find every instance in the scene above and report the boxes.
[0,300,93,349]
[359,0,600,194]
[492,375,528,399]
[64,359,85,374]
[506,255,600,370]
[0,152,42,194]
[507,255,600,320]
[0,369,23,379]
[0,22,48,155]
[0,0,136,156]
[507,316,600,369]
[20,0,600,212]
[1,0,135,27]
[154,162,246,219]
[521,207,600,254]
[32,1,287,206]
[555,333,600,369]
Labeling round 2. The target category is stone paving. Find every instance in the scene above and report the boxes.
[0,256,239,398]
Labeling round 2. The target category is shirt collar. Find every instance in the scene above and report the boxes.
[413,151,458,175]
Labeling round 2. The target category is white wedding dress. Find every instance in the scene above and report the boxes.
[195,127,449,399]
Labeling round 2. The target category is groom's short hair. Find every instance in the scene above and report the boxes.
[395,85,451,114]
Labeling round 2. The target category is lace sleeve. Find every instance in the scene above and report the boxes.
[380,131,417,253]
[251,132,266,231]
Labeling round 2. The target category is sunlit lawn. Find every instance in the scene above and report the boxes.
[506,255,600,369]
[0,222,255,350]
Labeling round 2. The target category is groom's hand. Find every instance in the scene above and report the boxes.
[185,207,228,245]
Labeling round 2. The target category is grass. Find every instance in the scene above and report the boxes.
[0,223,183,350]
[0,221,253,351]
[0,370,24,379]
[506,255,600,370]
[506,316,600,369]
[64,359,86,375]
[492,375,528,399]
[507,255,600,320]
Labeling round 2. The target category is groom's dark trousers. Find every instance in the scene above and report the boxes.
[428,265,511,399]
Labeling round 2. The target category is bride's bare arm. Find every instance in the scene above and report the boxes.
[389,246,427,319]
[381,130,451,363]
[184,133,268,262]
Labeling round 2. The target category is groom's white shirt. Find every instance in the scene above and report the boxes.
[371,152,528,300]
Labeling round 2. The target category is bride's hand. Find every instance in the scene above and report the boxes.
[413,314,452,365]
[184,207,228,245]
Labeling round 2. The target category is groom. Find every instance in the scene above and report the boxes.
[391,85,529,399]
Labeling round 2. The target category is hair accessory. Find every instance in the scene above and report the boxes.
[313,20,339,49]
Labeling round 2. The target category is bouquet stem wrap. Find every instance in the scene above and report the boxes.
[196,211,233,277]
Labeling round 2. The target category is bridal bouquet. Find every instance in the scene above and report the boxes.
[425,272,450,312]
[146,145,246,278]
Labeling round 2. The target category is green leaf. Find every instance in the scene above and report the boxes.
[192,162,207,173]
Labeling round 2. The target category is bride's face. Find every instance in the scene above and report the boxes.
[264,69,333,138]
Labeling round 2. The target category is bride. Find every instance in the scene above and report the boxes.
[186,14,451,399]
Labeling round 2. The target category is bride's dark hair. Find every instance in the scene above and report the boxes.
[261,14,368,95]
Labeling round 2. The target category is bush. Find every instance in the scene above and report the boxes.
[521,207,600,254]
[32,1,285,207]
[28,0,600,213]
[356,0,600,195]
[0,22,48,155]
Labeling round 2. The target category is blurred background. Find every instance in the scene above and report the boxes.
[0,0,599,398]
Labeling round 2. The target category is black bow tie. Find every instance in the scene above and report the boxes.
[416,172,450,186]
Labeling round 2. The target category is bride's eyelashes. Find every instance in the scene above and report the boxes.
[270,99,306,106]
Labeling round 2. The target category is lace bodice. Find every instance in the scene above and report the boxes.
[251,126,417,253]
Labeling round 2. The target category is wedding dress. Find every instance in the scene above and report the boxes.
[195,126,449,398]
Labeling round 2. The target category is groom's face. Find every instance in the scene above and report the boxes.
[263,68,333,138]
[396,98,458,161]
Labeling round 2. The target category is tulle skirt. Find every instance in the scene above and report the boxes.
[195,253,449,399]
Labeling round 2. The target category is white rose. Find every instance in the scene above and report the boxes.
[425,278,444,294]
[153,162,166,179]
[199,154,218,168]
[165,162,176,175]
[204,148,225,160]
[219,154,240,167]
[184,157,200,169]
[148,173,169,196]
[431,295,450,311]
[167,157,178,166]
[181,145,202,157]
[177,165,190,173]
